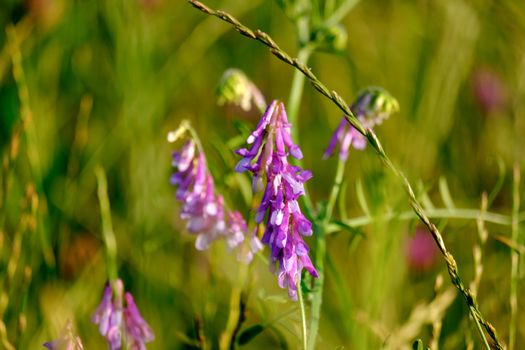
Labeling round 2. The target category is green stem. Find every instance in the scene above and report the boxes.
[219,263,248,350]
[324,208,518,234]
[308,159,345,348]
[326,0,361,26]
[297,280,308,350]
[509,165,520,350]
[325,159,346,221]
[287,48,312,134]
[95,166,118,283]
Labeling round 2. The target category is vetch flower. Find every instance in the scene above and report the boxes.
[92,279,154,350]
[324,86,399,160]
[169,130,262,263]
[216,68,266,112]
[43,320,84,350]
[235,100,318,299]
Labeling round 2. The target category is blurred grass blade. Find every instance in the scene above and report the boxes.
[356,177,370,216]
[438,177,456,210]
[487,158,506,206]
[237,324,265,345]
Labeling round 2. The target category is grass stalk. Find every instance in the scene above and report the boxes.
[95,166,119,283]
[297,280,308,350]
[308,158,345,348]
[509,164,520,350]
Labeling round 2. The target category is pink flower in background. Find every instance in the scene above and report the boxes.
[406,228,438,272]
[471,67,506,113]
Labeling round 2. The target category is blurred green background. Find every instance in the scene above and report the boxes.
[0,0,524,348]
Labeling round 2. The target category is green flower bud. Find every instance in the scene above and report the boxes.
[352,86,399,125]
[311,24,348,53]
[216,69,265,112]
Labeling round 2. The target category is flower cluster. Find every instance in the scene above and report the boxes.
[236,100,318,299]
[92,279,154,350]
[324,86,399,160]
[170,137,262,262]
[43,321,84,350]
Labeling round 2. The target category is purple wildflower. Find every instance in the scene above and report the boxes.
[43,321,84,350]
[324,87,399,160]
[92,279,154,350]
[235,100,318,299]
[169,134,262,263]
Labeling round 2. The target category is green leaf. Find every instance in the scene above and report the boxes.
[412,339,424,350]
[330,219,365,237]
[356,177,370,216]
[237,324,265,345]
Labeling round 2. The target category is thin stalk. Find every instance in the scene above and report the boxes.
[186,2,504,347]
[470,306,491,350]
[297,280,308,350]
[324,208,516,234]
[326,0,361,26]
[509,165,520,350]
[287,48,312,134]
[308,158,345,348]
[95,166,118,283]
[219,263,247,350]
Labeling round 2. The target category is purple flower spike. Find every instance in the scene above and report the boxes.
[324,87,398,160]
[123,293,155,350]
[169,128,264,264]
[92,279,154,350]
[235,100,318,299]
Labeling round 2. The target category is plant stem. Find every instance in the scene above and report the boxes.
[95,166,119,283]
[308,158,345,348]
[509,164,520,350]
[324,208,517,234]
[297,280,308,350]
[219,263,247,350]
[326,0,361,26]
[287,48,312,136]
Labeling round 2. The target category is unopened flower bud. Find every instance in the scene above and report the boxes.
[311,24,348,52]
[216,69,266,112]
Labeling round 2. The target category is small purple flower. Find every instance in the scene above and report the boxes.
[43,321,84,350]
[235,100,318,299]
[92,279,154,350]
[169,132,263,262]
[324,87,398,160]
[123,293,155,350]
